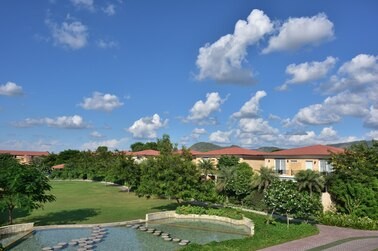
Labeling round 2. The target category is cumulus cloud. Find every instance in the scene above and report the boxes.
[14,115,87,129]
[323,54,378,93]
[366,130,378,140]
[191,128,207,139]
[277,57,337,90]
[232,91,266,118]
[263,13,334,54]
[364,106,378,128]
[102,4,116,16]
[196,9,273,84]
[79,92,123,112]
[70,0,95,11]
[81,138,125,151]
[46,18,88,50]
[238,118,279,135]
[209,130,232,144]
[185,92,226,124]
[128,114,167,139]
[0,82,24,96]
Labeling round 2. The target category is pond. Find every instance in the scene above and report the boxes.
[9,219,249,250]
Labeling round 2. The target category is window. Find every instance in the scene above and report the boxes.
[319,160,333,173]
[275,159,286,174]
[305,160,313,170]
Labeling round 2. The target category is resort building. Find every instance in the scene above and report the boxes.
[0,150,49,164]
[264,145,344,178]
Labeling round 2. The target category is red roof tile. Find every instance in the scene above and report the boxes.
[52,164,65,169]
[127,149,160,156]
[0,150,49,156]
[266,145,344,156]
[196,147,265,157]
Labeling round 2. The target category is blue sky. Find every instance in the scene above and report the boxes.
[1,0,378,152]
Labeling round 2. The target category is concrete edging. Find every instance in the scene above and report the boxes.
[0,223,34,235]
[146,211,254,236]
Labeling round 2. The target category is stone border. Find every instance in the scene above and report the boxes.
[0,223,34,235]
[146,211,254,236]
[34,219,145,230]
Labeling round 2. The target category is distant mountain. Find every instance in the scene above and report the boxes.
[189,142,223,152]
[328,140,374,149]
[256,146,283,152]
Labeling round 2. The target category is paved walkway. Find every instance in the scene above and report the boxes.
[258,224,378,251]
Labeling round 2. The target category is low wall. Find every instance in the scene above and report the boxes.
[0,223,34,235]
[146,211,254,236]
[34,219,145,230]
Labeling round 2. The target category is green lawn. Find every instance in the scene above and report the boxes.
[0,180,177,226]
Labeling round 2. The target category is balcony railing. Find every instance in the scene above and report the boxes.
[275,169,332,176]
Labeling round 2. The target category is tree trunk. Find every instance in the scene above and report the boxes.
[176,198,181,204]
[286,212,290,228]
[8,206,14,225]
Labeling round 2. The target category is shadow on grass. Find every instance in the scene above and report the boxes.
[27,208,101,226]
[151,203,179,211]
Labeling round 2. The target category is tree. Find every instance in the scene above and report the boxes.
[294,169,325,196]
[216,165,236,203]
[226,163,254,203]
[328,141,378,219]
[217,155,239,168]
[198,159,215,178]
[256,166,278,192]
[0,154,55,224]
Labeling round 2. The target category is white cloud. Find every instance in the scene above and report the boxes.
[128,114,167,139]
[366,130,378,140]
[70,0,95,11]
[96,39,118,49]
[46,18,88,50]
[263,13,334,54]
[0,82,24,96]
[191,128,207,139]
[196,9,273,84]
[81,138,125,151]
[319,126,338,139]
[324,54,378,93]
[238,118,278,135]
[209,130,232,144]
[186,92,226,124]
[14,115,87,129]
[102,4,116,16]
[277,57,337,90]
[79,92,123,112]
[232,90,266,118]
[0,139,60,151]
[90,131,104,138]
[364,106,378,128]
[292,91,369,125]
[286,131,317,145]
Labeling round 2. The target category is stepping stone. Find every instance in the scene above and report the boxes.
[57,242,67,247]
[93,238,102,243]
[179,242,188,246]
[126,224,132,227]
[181,240,190,243]
[42,247,53,251]
[52,245,63,250]
[77,248,87,251]
[163,237,172,241]
[68,241,78,246]
[147,228,155,231]
[84,244,94,249]
[153,232,161,236]
[86,240,94,245]
[172,238,181,242]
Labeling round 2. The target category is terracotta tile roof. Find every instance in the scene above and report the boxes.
[126,149,160,156]
[52,164,65,169]
[266,145,344,156]
[196,147,266,157]
[174,149,203,156]
[0,150,49,156]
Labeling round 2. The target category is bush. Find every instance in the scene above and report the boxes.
[318,212,378,230]
[242,191,266,211]
[176,205,243,220]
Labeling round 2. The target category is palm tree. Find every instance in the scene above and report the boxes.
[198,159,215,179]
[256,166,278,192]
[295,169,325,196]
[216,166,236,203]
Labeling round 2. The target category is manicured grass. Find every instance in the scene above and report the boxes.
[182,211,319,251]
[0,181,177,226]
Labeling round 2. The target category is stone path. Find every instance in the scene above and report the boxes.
[258,224,378,251]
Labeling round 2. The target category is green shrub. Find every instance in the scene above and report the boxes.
[318,212,378,230]
[176,205,243,220]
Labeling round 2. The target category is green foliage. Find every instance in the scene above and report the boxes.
[225,163,254,201]
[328,141,378,219]
[198,159,215,177]
[242,190,266,211]
[0,154,55,224]
[130,141,158,152]
[318,212,378,230]
[217,155,239,168]
[264,180,322,225]
[136,137,200,203]
[294,169,325,196]
[256,166,278,192]
[176,205,243,220]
